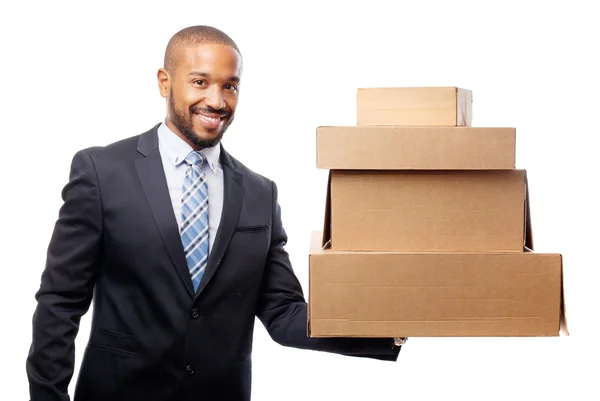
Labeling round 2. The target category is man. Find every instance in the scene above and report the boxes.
[26,25,402,401]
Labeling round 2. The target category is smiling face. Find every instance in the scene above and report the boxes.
[158,43,242,149]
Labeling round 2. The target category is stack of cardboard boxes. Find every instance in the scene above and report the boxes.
[308,87,567,338]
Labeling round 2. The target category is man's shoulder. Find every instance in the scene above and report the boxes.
[223,150,274,191]
[74,124,158,161]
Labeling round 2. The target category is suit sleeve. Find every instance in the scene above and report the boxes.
[255,181,401,361]
[26,149,104,401]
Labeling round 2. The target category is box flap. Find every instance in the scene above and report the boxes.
[560,255,569,335]
[524,171,534,251]
[321,170,332,248]
[456,88,473,127]
[307,250,311,336]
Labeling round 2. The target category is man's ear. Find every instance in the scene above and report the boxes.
[157,68,171,98]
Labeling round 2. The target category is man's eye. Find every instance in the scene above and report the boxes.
[194,80,206,86]
[225,84,238,92]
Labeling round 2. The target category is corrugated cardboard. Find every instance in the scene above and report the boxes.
[323,169,532,252]
[357,86,472,126]
[316,126,516,170]
[307,231,567,337]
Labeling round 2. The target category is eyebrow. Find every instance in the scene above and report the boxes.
[188,71,240,83]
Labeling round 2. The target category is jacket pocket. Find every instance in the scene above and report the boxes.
[234,225,269,232]
[88,328,137,356]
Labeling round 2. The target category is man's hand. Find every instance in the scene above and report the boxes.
[394,337,408,346]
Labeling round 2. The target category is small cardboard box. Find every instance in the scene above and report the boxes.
[307,232,567,338]
[324,169,532,252]
[357,86,472,127]
[316,126,516,170]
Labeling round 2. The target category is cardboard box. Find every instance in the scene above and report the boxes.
[316,126,516,170]
[357,86,472,127]
[323,169,532,252]
[308,232,567,337]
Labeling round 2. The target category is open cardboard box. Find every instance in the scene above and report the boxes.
[323,169,533,253]
[307,229,568,338]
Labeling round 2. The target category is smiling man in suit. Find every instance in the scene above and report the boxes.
[26,25,403,401]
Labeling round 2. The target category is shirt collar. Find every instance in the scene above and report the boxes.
[157,121,220,174]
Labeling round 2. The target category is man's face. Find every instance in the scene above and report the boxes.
[158,43,242,149]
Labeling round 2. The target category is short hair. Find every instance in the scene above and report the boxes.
[163,25,242,73]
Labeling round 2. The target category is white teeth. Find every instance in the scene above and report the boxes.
[197,113,221,123]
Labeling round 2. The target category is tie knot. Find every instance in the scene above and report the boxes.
[184,151,206,166]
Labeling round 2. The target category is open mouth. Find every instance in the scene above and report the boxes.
[194,112,227,129]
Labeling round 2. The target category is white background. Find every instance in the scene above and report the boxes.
[1,0,598,400]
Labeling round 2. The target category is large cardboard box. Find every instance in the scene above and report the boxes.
[323,169,532,252]
[357,86,472,127]
[308,232,567,337]
[316,126,516,170]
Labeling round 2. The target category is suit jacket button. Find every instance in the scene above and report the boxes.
[186,365,195,375]
[190,308,200,319]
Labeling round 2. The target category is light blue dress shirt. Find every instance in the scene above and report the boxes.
[157,121,224,253]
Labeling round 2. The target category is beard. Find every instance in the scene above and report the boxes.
[167,89,234,149]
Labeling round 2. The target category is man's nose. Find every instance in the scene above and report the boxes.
[205,86,225,110]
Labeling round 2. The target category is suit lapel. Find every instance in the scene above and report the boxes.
[135,125,195,298]
[195,146,244,298]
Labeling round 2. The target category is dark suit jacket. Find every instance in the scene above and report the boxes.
[26,124,400,401]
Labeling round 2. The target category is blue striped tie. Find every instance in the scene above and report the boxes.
[180,151,209,292]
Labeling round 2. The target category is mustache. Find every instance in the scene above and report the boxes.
[190,106,229,117]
